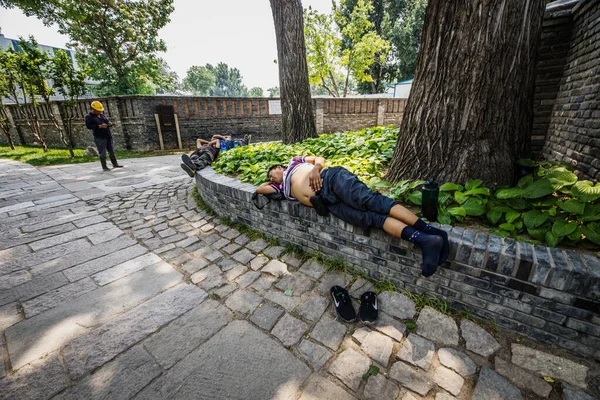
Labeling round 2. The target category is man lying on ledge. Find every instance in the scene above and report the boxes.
[256,156,449,277]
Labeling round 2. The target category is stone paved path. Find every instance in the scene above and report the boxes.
[0,157,599,400]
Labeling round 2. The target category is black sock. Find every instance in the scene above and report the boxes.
[413,219,449,266]
[401,226,443,277]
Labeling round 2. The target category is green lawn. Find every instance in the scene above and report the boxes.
[0,145,185,167]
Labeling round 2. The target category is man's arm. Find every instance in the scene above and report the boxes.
[256,182,278,195]
[303,156,326,191]
[85,114,99,130]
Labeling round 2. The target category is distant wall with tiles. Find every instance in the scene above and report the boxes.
[1,96,406,151]
[196,167,600,361]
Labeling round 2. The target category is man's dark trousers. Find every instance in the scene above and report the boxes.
[318,167,397,229]
[94,135,116,159]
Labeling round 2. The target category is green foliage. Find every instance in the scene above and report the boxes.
[213,126,398,185]
[182,65,216,96]
[248,87,264,97]
[208,62,248,97]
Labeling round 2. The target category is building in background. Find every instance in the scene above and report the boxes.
[385,79,413,98]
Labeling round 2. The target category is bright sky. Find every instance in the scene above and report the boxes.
[0,0,334,92]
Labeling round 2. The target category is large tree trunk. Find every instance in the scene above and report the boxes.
[385,0,546,185]
[270,0,317,144]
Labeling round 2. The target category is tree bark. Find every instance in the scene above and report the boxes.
[385,0,545,186]
[270,0,317,144]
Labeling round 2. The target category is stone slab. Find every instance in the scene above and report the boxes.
[0,272,69,307]
[373,311,406,342]
[275,272,314,295]
[364,374,400,400]
[316,272,352,294]
[415,307,459,346]
[389,361,434,396]
[28,222,117,251]
[396,334,435,371]
[511,344,589,389]
[562,384,596,400]
[0,271,31,291]
[378,291,416,320]
[190,265,221,284]
[144,299,232,369]
[224,264,247,281]
[296,295,329,322]
[329,348,371,392]
[271,313,309,347]
[56,345,161,400]
[135,320,311,400]
[494,357,552,398]
[361,330,394,367]
[0,301,22,331]
[433,366,464,396]
[6,263,180,371]
[250,255,269,271]
[250,302,284,331]
[92,253,163,286]
[472,367,523,400]
[236,271,262,288]
[310,316,347,350]
[22,277,98,318]
[298,373,357,400]
[225,289,263,314]
[63,284,207,380]
[264,289,303,311]
[297,340,333,370]
[263,259,289,277]
[461,319,501,357]
[0,353,68,400]
[299,259,327,279]
[438,348,476,377]
[231,248,256,265]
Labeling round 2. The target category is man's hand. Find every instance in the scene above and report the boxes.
[99,123,108,128]
[309,164,323,192]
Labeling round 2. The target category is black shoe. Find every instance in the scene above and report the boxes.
[181,163,195,178]
[330,285,356,323]
[359,291,378,324]
[181,154,197,172]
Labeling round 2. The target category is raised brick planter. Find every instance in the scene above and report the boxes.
[196,167,600,361]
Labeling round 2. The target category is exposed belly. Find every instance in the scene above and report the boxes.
[290,164,317,206]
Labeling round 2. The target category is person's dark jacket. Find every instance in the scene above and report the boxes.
[85,112,112,138]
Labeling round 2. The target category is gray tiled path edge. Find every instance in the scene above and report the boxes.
[0,157,598,400]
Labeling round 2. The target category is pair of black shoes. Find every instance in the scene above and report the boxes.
[330,285,378,324]
[181,154,197,177]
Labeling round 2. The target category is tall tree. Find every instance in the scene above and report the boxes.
[389,0,426,82]
[248,87,264,97]
[183,65,216,96]
[207,63,248,97]
[153,58,179,94]
[267,86,280,98]
[0,52,17,150]
[385,0,546,185]
[1,0,174,95]
[270,0,317,143]
[49,49,88,157]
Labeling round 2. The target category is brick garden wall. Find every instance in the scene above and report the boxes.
[541,0,600,180]
[2,96,407,151]
[196,167,600,361]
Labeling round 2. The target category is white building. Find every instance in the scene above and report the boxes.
[385,79,413,98]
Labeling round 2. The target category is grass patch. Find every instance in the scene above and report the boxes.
[0,144,185,167]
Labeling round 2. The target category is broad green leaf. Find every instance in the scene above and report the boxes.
[528,227,547,241]
[506,198,531,210]
[462,198,486,216]
[372,179,392,188]
[505,211,521,224]
[500,223,515,231]
[514,220,524,231]
[408,191,422,205]
[465,179,483,191]
[557,199,585,215]
[447,207,467,217]
[545,168,578,190]
[517,158,537,167]
[438,192,452,205]
[495,229,511,237]
[439,182,463,192]
[496,188,524,199]
[454,191,468,204]
[545,231,560,247]
[518,175,534,188]
[572,181,600,202]
[547,207,557,217]
[552,220,577,237]
[487,209,503,225]
[523,210,549,229]
[581,222,600,245]
[437,213,452,225]
[582,203,600,222]
[523,179,555,199]
[464,187,491,197]
[567,227,582,242]
[408,180,426,189]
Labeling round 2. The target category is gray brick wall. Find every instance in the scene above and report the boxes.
[1,96,407,151]
[541,0,600,180]
[196,167,600,361]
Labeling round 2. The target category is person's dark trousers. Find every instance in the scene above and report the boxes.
[190,151,212,170]
[94,135,116,171]
[318,167,396,229]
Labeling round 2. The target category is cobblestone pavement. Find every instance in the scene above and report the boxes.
[0,158,599,400]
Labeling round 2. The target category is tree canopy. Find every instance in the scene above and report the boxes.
[1,0,174,95]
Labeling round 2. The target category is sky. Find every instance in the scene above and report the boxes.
[0,0,335,92]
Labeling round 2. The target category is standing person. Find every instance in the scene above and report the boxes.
[85,101,123,171]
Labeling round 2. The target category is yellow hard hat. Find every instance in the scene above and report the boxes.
[91,101,104,112]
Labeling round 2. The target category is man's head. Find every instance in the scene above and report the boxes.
[268,164,285,184]
[91,101,104,115]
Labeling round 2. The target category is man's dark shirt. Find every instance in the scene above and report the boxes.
[85,112,112,138]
